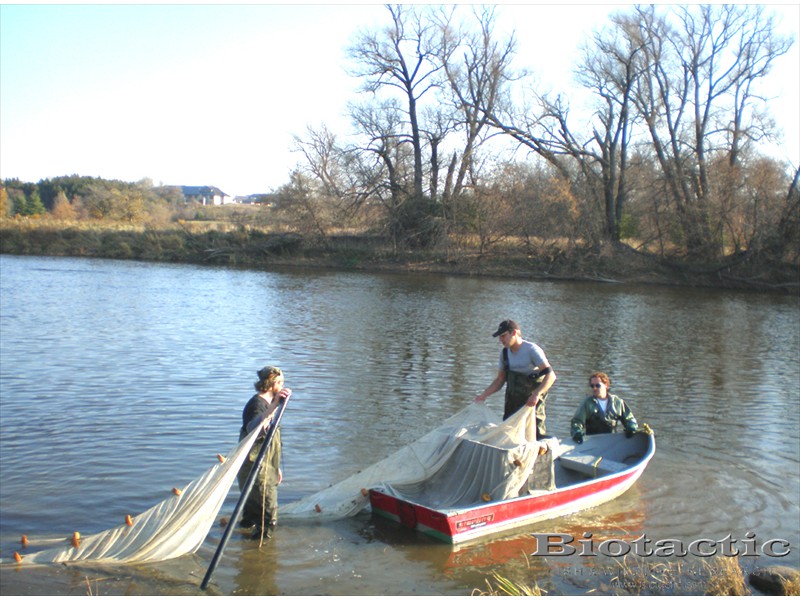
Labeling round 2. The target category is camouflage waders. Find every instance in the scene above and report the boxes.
[237,427,281,531]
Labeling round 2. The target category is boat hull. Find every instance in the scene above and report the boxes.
[369,432,655,544]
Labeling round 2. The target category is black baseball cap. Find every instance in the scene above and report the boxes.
[492,319,519,337]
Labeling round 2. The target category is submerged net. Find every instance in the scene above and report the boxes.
[7,402,556,566]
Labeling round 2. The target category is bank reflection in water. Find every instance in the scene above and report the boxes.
[0,255,797,596]
[440,502,648,574]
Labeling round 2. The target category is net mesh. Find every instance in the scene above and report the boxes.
[10,422,263,565]
[280,403,556,520]
[7,402,554,566]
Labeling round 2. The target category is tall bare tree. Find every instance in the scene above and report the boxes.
[438,6,519,237]
[631,5,792,257]
[472,10,643,244]
[348,4,442,205]
[572,13,647,242]
[348,99,417,250]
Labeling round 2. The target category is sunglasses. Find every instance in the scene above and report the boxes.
[590,383,604,388]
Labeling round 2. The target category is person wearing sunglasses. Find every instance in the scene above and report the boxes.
[570,372,638,444]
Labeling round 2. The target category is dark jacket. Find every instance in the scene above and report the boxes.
[570,394,637,437]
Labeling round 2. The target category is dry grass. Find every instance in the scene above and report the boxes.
[85,576,98,596]
[608,555,687,595]
[785,573,800,595]
[472,555,761,596]
[472,571,545,596]
[610,554,753,595]
[704,556,750,596]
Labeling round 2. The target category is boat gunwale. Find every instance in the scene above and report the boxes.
[375,432,656,518]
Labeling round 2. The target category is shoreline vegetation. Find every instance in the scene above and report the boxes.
[1,215,797,294]
[3,5,799,298]
[474,556,800,596]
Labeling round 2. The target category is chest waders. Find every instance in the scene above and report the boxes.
[586,402,618,434]
[502,348,548,437]
[237,427,282,531]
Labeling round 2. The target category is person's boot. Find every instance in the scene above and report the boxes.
[251,519,277,540]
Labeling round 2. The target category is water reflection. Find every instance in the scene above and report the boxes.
[1,255,797,595]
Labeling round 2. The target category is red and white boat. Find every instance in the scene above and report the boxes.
[369,429,655,544]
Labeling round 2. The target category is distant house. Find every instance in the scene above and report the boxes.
[239,193,276,206]
[180,186,231,205]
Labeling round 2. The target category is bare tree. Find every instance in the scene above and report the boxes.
[349,98,416,251]
[478,4,793,258]
[473,10,642,245]
[726,6,792,165]
[572,13,647,241]
[291,124,376,230]
[348,4,442,204]
[438,6,520,238]
[279,171,329,238]
[631,5,792,257]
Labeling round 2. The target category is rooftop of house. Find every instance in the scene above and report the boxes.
[180,186,228,197]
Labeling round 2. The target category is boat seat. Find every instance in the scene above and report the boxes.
[558,454,629,478]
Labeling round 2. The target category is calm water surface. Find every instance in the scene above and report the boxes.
[0,255,798,595]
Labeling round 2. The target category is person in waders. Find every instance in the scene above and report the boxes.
[237,366,291,540]
[570,371,638,444]
[474,319,557,438]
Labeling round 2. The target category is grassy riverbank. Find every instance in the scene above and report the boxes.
[1,218,797,293]
[475,556,800,596]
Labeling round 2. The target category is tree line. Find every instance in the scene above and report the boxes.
[285,4,798,264]
[0,175,188,224]
[2,4,798,270]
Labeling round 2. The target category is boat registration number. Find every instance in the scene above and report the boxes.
[456,514,495,530]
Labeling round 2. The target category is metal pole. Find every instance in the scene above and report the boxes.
[200,393,290,591]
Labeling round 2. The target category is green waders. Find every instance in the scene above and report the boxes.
[503,369,548,437]
[237,427,281,532]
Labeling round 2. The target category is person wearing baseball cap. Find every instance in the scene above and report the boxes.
[474,319,557,437]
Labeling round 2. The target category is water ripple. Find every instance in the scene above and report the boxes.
[1,255,798,590]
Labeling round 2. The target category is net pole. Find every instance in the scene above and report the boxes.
[200,392,291,591]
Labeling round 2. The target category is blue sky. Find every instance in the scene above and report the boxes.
[1,4,798,197]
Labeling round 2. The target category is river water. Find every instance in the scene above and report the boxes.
[0,254,798,595]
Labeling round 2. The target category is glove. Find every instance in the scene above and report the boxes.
[572,431,584,444]
[625,426,636,438]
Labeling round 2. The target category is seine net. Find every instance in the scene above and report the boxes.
[7,403,555,565]
[280,403,556,520]
[10,422,264,565]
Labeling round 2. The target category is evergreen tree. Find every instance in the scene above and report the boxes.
[12,194,27,216]
[25,190,46,215]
